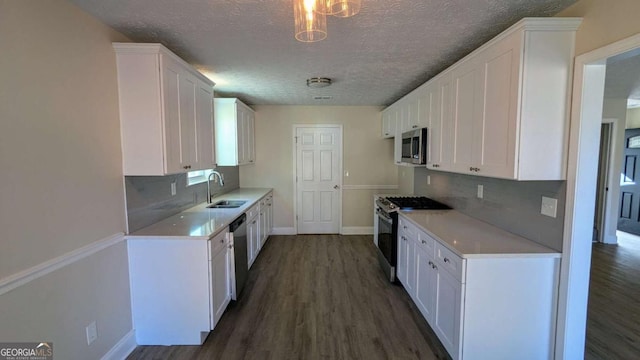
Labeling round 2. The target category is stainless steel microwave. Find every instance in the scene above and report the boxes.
[401,128,427,165]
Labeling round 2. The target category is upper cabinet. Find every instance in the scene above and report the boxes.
[381,105,398,138]
[113,43,216,176]
[214,98,256,166]
[382,18,582,180]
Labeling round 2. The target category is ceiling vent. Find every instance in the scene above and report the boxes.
[313,95,333,100]
[307,77,332,88]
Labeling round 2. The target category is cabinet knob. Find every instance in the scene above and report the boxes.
[412,125,418,128]
[428,260,434,267]
[385,133,389,136]
[444,257,450,263]
[403,226,408,230]
[421,240,426,244]
[220,238,224,243]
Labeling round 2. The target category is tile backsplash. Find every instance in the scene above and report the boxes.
[125,166,239,233]
[414,167,566,251]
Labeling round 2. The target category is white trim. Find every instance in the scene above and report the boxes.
[341,226,373,235]
[272,227,296,235]
[101,329,137,360]
[558,32,640,360]
[0,232,125,296]
[342,185,399,190]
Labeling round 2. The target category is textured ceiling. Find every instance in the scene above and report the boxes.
[69,0,576,106]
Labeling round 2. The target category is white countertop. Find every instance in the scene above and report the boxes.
[399,209,560,258]
[127,188,272,240]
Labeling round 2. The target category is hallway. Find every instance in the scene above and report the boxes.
[586,232,640,359]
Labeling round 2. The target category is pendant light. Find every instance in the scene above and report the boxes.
[329,0,361,17]
[293,0,327,42]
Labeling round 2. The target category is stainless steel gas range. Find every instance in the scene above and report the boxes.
[374,196,451,282]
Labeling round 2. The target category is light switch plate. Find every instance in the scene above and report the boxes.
[477,185,483,199]
[427,175,431,185]
[170,182,177,196]
[86,321,97,345]
[541,196,558,218]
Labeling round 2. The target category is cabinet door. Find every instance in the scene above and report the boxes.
[178,73,198,171]
[428,73,454,171]
[267,196,273,235]
[161,57,183,174]
[397,233,408,285]
[381,107,396,138]
[416,85,430,130]
[475,37,520,178]
[210,237,230,329]
[434,265,462,359]
[236,105,247,165]
[407,93,421,130]
[247,215,259,268]
[450,60,483,175]
[246,109,255,164]
[414,244,437,323]
[196,81,215,170]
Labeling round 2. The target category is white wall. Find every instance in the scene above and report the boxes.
[239,105,397,233]
[627,107,640,128]
[0,1,133,358]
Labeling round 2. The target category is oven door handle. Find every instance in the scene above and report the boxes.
[376,209,393,224]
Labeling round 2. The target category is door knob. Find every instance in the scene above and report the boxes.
[334,185,340,189]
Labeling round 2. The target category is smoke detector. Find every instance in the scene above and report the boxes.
[306,77,332,88]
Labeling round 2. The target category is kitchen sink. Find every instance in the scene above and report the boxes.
[207,200,247,209]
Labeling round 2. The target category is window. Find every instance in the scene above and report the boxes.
[187,169,214,186]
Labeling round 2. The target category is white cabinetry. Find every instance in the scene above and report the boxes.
[113,43,215,175]
[247,204,260,268]
[381,18,581,180]
[209,231,231,328]
[381,105,398,138]
[214,98,256,166]
[397,213,559,360]
[260,192,273,247]
[128,229,231,345]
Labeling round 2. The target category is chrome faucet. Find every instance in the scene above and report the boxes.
[207,170,225,204]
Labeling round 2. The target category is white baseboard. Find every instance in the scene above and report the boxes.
[101,329,137,360]
[341,226,374,235]
[0,232,125,296]
[272,227,296,235]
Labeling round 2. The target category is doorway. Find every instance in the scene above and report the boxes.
[293,125,343,234]
[559,33,640,359]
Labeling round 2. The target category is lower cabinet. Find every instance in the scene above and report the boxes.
[247,213,260,268]
[397,214,559,360]
[128,229,231,345]
[209,231,231,328]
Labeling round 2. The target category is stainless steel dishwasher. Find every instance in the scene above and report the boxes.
[229,213,248,300]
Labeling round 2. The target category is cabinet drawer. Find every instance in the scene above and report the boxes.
[246,203,260,219]
[435,242,466,283]
[208,230,227,259]
[398,217,417,239]
[416,230,436,257]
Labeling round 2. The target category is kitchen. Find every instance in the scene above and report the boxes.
[2,0,640,359]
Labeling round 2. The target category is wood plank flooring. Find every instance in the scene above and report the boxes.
[585,235,640,359]
[127,235,449,360]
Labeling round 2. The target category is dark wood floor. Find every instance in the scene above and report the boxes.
[127,235,449,360]
[586,234,640,359]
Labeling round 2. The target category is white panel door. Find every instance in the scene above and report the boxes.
[296,126,342,234]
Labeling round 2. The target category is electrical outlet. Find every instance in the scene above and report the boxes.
[541,196,558,218]
[477,185,483,199]
[427,175,431,185]
[86,321,97,345]
[170,182,177,196]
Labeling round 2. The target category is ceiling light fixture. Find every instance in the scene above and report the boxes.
[293,0,362,42]
[293,0,327,42]
[307,77,332,88]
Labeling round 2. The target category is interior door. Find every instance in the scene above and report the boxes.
[295,126,342,234]
[618,128,640,235]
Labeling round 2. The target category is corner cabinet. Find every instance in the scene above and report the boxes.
[113,43,216,176]
[214,98,256,166]
[128,230,231,345]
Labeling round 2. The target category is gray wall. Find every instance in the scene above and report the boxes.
[125,166,240,233]
[414,167,566,251]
